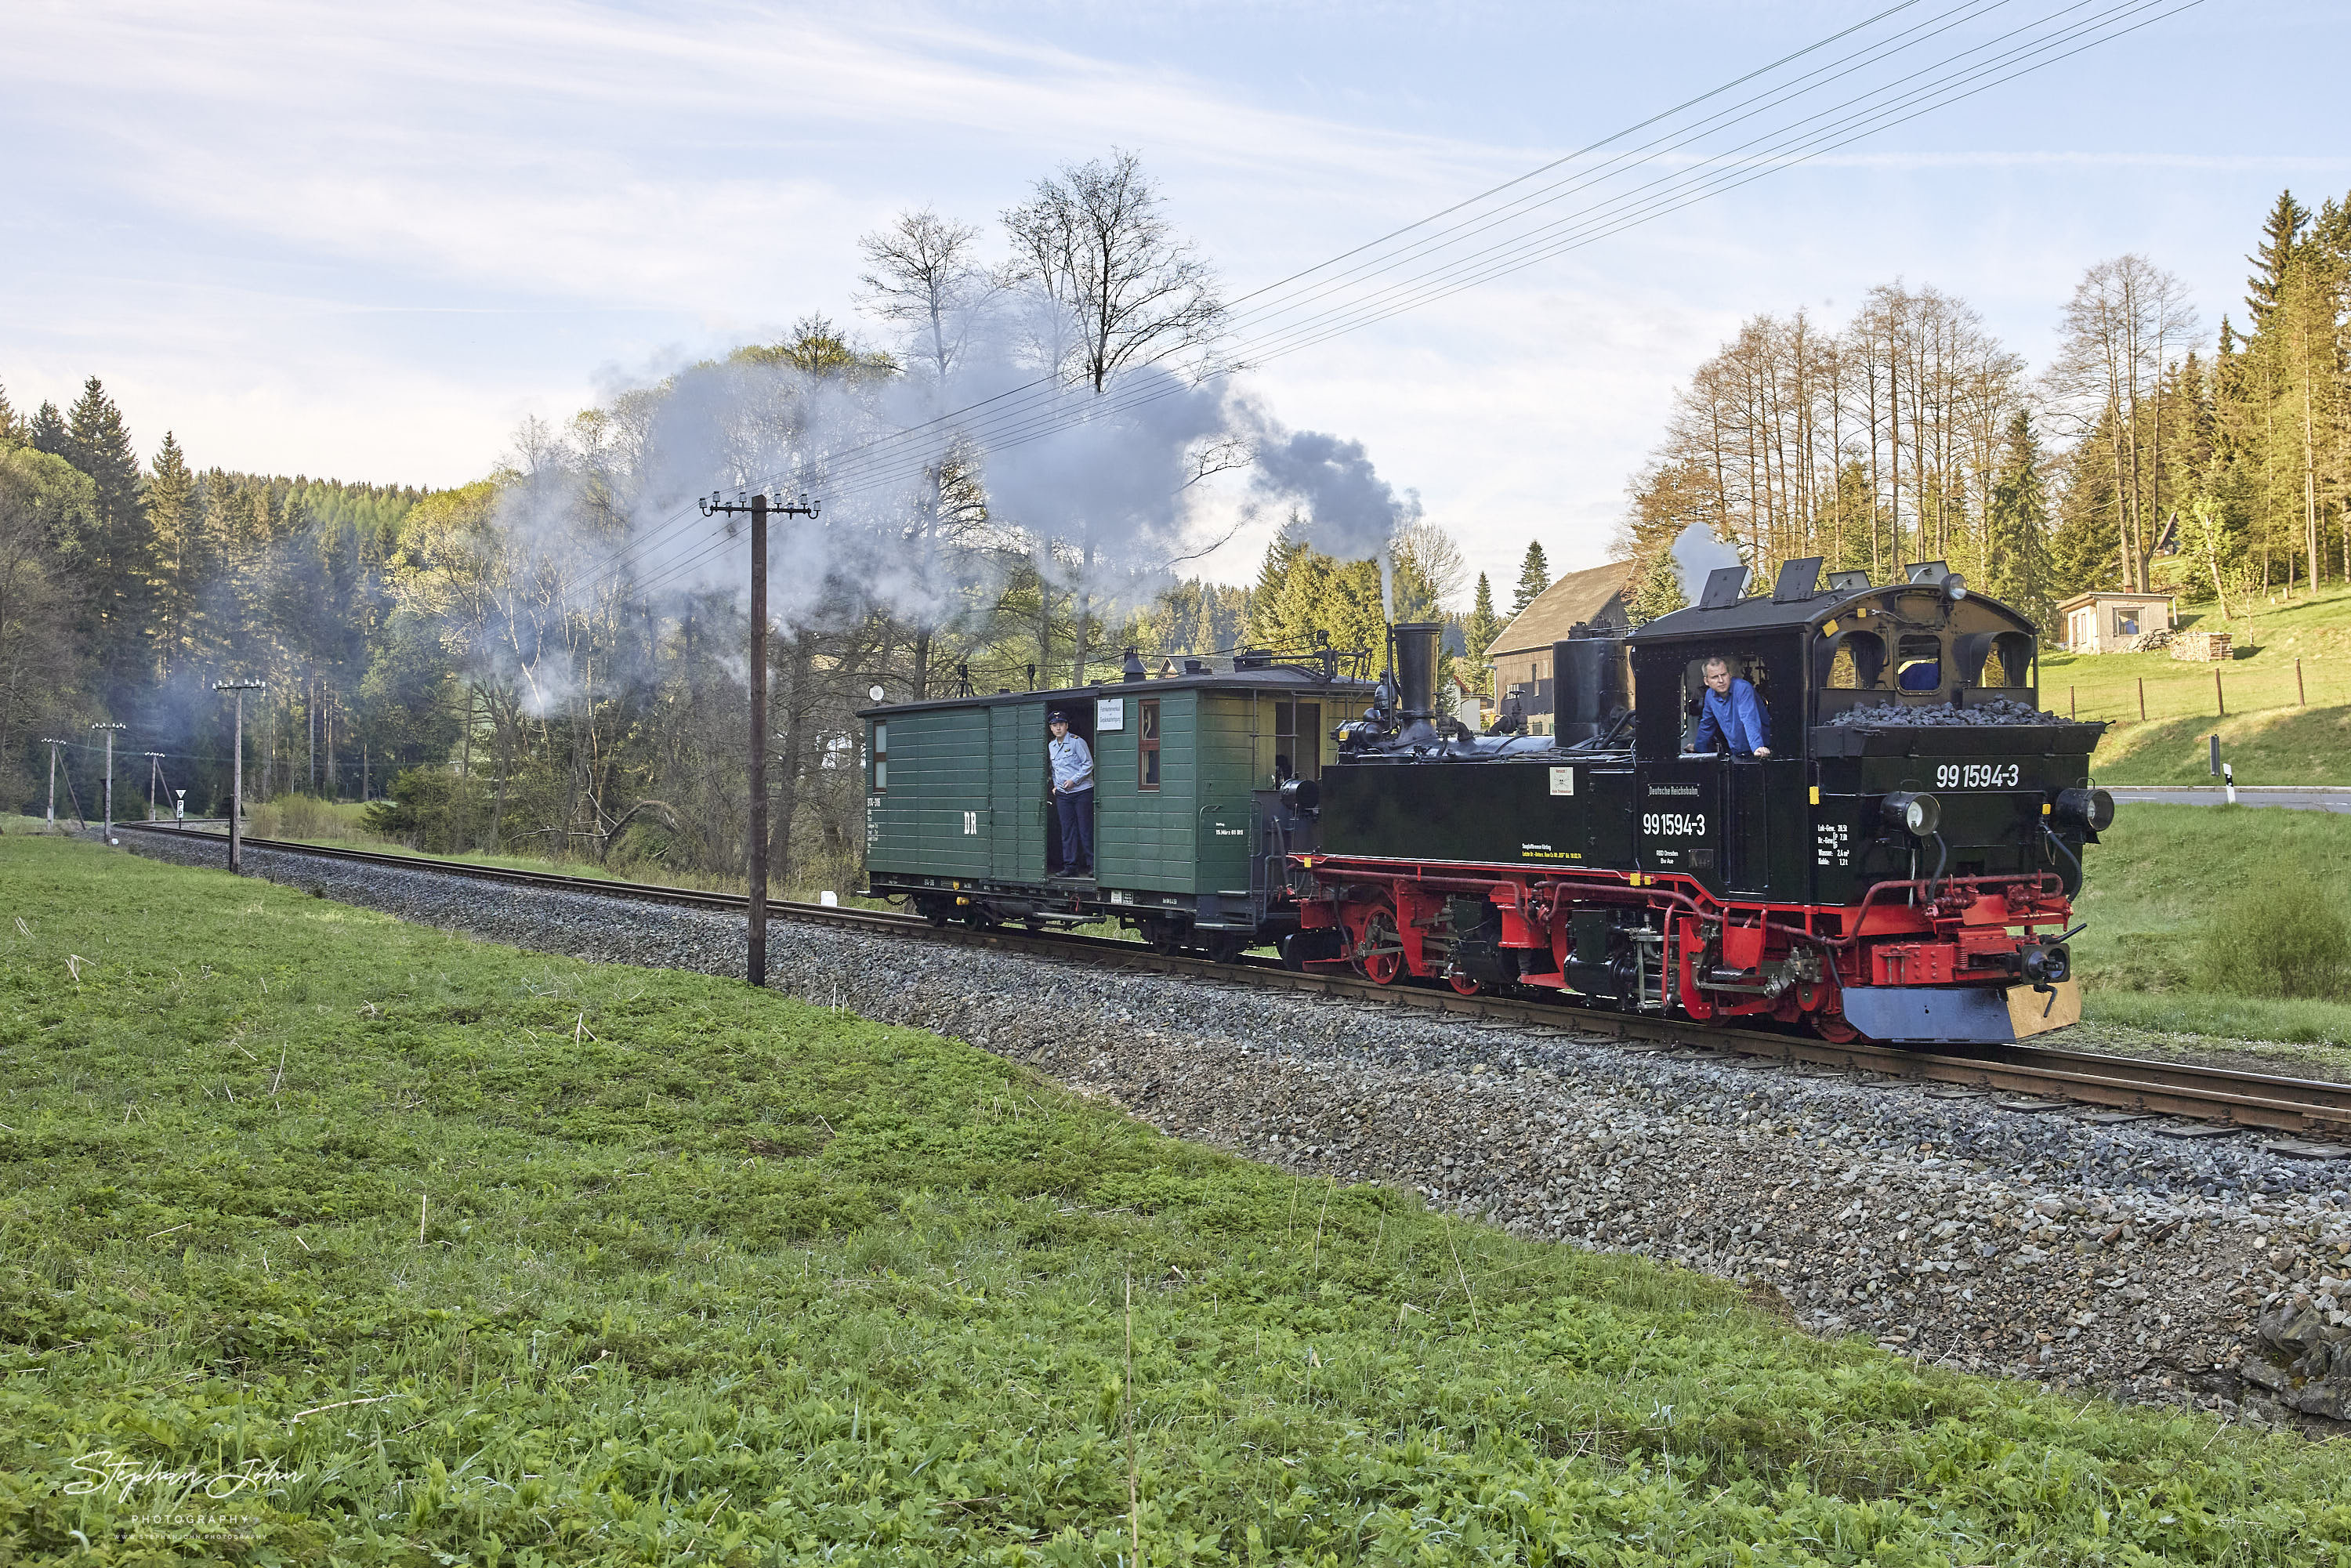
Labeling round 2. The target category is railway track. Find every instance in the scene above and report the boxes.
[114,822,2351,1149]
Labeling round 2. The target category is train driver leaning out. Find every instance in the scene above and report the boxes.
[1689,656,1772,759]
[1047,709,1096,878]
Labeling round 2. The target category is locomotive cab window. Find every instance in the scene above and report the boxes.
[1818,630,1887,690]
[1679,653,1780,753]
[1138,699,1161,791]
[1896,635,1942,693]
[1991,631,2034,690]
[871,722,887,791]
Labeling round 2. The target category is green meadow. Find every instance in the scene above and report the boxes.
[2070,802,2351,1054]
[5,832,2351,1564]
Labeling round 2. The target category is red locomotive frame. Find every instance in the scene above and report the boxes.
[1288,853,2075,1040]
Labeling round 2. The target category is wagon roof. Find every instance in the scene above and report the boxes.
[857,665,1375,720]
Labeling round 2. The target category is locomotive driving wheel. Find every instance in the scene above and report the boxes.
[1352,904,1404,986]
[1812,1012,1861,1044]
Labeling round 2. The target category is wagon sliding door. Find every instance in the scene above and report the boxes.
[990,702,1046,882]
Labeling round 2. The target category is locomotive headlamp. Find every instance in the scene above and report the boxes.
[1943,573,1969,601]
[1279,777,1321,815]
[2053,787,2115,832]
[1880,790,1940,838]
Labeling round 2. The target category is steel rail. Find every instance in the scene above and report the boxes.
[114,823,2351,1142]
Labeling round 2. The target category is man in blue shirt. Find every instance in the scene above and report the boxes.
[1690,656,1772,758]
[1048,710,1095,876]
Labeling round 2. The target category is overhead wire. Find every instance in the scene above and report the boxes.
[794,0,2186,509]
[560,1,2010,603]
[724,0,2189,530]
[592,0,2201,607]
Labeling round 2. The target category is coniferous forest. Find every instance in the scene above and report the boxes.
[4,180,2346,891]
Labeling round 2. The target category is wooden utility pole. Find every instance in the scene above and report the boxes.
[216,680,264,873]
[699,490,818,987]
[41,737,63,828]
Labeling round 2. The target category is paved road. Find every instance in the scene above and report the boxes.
[2110,785,2351,814]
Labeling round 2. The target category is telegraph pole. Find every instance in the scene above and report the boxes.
[699,488,818,988]
[143,751,166,821]
[42,737,64,829]
[214,679,265,873]
[92,722,126,841]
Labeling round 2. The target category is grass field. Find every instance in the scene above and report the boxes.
[2072,802,2351,1052]
[2056,585,2351,785]
[8,835,2351,1564]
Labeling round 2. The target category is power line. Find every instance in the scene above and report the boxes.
[584,0,2201,606]
[789,0,2184,517]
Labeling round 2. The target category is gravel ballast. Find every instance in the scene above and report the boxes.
[116,831,2351,1427]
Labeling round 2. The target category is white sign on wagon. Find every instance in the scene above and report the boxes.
[1096,697,1125,732]
[1549,766,1575,797]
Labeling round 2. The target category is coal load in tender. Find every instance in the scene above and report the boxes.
[1828,697,2063,727]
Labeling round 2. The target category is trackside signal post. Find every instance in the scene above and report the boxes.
[214,679,265,873]
[699,490,819,988]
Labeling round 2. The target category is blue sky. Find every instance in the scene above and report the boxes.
[5,0,2346,591]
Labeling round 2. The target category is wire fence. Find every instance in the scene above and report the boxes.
[2049,657,2350,725]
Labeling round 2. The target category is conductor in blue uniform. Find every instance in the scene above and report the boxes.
[1048,710,1095,876]
[1689,656,1772,759]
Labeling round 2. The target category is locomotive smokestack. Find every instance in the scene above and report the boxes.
[1393,621,1440,720]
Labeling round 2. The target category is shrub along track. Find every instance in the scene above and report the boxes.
[115,824,2351,1147]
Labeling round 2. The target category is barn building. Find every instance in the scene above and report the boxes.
[1483,560,1636,733]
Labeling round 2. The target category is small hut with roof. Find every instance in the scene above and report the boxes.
[1483,560,1637,734]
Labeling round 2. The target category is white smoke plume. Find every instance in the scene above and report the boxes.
[1244,422,1424,563]
[447,287,1426,712]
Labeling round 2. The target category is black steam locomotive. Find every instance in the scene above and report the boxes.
[1283,556,2110,1045]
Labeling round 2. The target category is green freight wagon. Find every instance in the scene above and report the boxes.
[859,659,1369,959]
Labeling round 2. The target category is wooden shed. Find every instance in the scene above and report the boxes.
[2055,590,2174,654]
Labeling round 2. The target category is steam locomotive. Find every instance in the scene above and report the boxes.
[1287,556,2109,1044]
[860,556,2110,1045]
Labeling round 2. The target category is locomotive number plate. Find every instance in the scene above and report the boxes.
[1642,812,1708,837]
[1934,762,2021,788]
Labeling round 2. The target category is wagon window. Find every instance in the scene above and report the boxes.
[1261,698,1321,784]
[1138,700,1161,791]
[1896,636,1942,692]
[871,722,887,791]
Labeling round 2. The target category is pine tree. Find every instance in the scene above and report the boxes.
[1625,552,1686,625]
[1461,573,1502,694]
[0,382,21,446]
[1983,411,2053,627]
[63,377,154,702]
[147,432,201,668]
[30,401,66,456]
[1245,512,1306,645]
[2245,190,2309,331]
[1509,540,1551,618]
